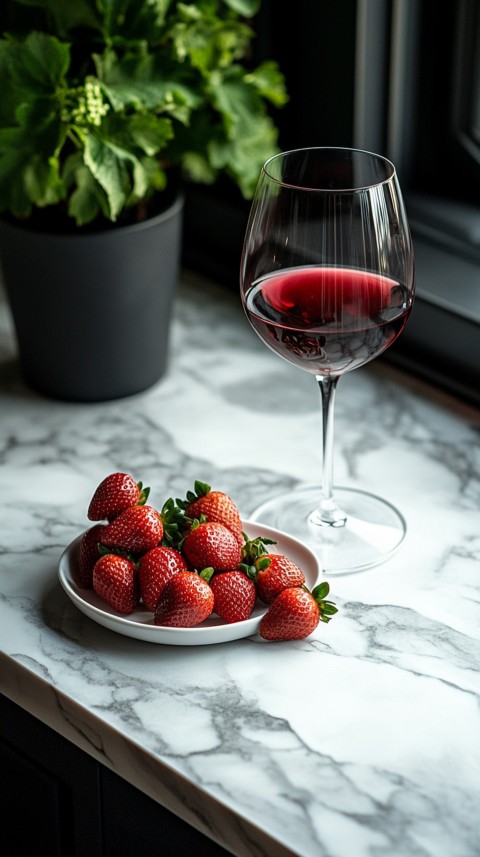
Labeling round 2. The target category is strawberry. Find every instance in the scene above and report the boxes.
[87,472,149,522]
[93,553,138,614]
[138,546,187,612]
[182,521,242,572]
[100,504,163,554]
[210,570,256,624]
[178,481,243,545]
[78,524,106,587]
[254,554,305,604]
[241,536,304,603]
[154,570,214,627]
[244,543,306,604]
[259,582,338,641]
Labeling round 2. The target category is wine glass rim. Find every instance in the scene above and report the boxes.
[262,146,397,191]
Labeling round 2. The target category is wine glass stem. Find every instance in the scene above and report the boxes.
[308,375,347,529]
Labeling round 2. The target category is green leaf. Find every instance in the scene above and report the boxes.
[130,156,149,201]
[128,114,173,156]
[209,66,260,136]
[223,0,260,16]
[97,109,168,151]
[78,111,171,209]
[322,604,338,616]
[170,8,252,73]
[5,31,70,94]
[0,91,67,214]
[142,157,168,192]
[138,483,151,505]
[0,145,32,216]
[15,95,66,157]
[206,113,278,197]
[0,42,19,125]
[181,151,216,184]
[0,0,288,224]
[63,151,110,226]
[23,155,65,206]
[82,131,131,220]
[99,0,171,42]
[246,61,289,108]
[206,66,283,197]
[67,170,105,225]
[0,127,23,155]
[312,582,330,600]
[311,581,338,623]
[95,49,200,119]
[64,147,123,225]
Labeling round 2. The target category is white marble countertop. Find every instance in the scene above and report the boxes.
[1,270,479,857]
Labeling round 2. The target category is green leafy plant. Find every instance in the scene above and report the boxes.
[0,0,287,228]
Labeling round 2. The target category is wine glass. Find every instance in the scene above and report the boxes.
[240,147,415,574]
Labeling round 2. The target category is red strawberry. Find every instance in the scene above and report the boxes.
[88,472,149,521]
[259,582,338,641]
[252,554,305,604]
[138,546,187,612]
[182,521,242,571]
[210,571,256,624]
[93,553,138,614]
[241,536,305,603]
[100,505,163,554]
[179,481,243,545]
[154,571,214,627]
[78,524,106,587]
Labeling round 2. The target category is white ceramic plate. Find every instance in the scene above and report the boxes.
[58,520,321,646]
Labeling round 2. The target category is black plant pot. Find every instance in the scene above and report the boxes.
[0,196,183,402]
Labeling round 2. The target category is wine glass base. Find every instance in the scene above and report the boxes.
[249,485,406,575]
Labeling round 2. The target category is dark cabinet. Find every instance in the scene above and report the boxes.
[0,694,230,857]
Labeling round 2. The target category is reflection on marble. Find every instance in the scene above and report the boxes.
[1,270,480,856]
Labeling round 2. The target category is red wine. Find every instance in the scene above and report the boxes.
[244,266,412,375]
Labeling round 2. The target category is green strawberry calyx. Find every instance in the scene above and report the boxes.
[160,497,190,548]
[240,535,277,579]
[199,567,214,583]
[184,514,208,532]
[241,535,277,562]
[182,567,214,582]
[176,479,211,510]
[137,481,150,506]
[310,581,338,623]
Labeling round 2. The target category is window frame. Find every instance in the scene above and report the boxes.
[354,0,480,404]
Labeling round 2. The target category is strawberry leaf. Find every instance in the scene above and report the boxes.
[137,481,150,505]
[179,480,211,508]
[312,582,330,600]
[311,581,338,623]
[239,562,256,579]
[241,535,277,564]
[322,603,338,616]
[193,480,211,497]
[160,497,188,548]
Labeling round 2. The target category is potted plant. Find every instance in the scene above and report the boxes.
[0,0,286,401]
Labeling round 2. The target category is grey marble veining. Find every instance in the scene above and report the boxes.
[1,270,480,857]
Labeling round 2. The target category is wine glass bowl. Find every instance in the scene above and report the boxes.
[240,147,415,574]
